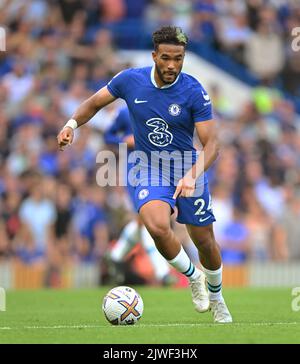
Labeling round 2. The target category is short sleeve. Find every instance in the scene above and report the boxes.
[106,69,132,99]
[192,85,213,123]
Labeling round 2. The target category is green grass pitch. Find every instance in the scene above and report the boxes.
[0,287,299,344]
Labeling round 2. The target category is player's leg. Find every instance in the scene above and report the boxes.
[186,224,221,270]
[176,182,232,323]
[187,224,232,323]
[110,219,140,263]
[111,166,171,284]
[110,173,141,265]
[172,221,201,267]
[138,199,209,311]
[139,200,178,259]
[110,215,172,284]
[139,220,172,284]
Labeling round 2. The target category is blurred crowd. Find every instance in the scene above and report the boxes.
[0,0,300,285]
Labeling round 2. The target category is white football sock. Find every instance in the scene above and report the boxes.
[202,264,223,301]
[110,220,140,262]
[141,226,170,280]
[167,246,201,282]
[183,239,200,266]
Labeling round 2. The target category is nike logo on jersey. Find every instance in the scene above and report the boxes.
[201,91,210,101]
[134,98,148,104]
[199,216,211,223]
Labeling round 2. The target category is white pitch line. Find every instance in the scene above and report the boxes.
[0,322,299,331]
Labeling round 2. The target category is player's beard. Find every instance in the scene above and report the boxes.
[155,64,181,85]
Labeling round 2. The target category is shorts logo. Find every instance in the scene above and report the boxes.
[168,104,181,116]
[138,189,149,200]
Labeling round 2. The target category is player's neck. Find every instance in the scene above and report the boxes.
[153,70,166,88]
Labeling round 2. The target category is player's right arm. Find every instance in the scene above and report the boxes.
[57,86,116,150]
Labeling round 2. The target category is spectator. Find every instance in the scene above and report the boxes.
[17,178,56,265]
[217,13,252,64]
[282,14,300,97]
[273,186,300,261]
[100,0,126,24]
[92,29,117,70]
[190,0,218,44]
[45,183,73,286]
[57,0,84,24]
[1,192,22,257]
[219,207,249,265]
[2,60,34,104]
[39,134,59,176]
[244,20,285,81]
[211,182,234,244]
[60,81,88,118]
[242,185,273,261]
[71,185,109,263]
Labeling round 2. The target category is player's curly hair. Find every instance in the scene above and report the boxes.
[152,26,188,50]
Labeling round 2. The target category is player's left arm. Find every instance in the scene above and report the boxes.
[193,119,220,175]
[173,119,219,198]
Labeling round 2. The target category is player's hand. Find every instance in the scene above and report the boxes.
[173,174,196,199]
[123,135,135,148]
[57,127,74,151]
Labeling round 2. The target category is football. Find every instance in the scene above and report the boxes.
[102,286,144,325]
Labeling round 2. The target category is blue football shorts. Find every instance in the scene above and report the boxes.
[133,183,216,227]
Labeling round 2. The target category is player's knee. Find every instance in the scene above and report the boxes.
[189,225,216,249]
[199,236,215,247]
[190,228,216,250]
[197,236,217,253]
[145,222,171,241]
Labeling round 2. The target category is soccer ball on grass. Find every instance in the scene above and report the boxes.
[102,286,144,325]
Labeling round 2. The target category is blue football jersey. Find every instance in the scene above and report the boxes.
[106,66,213,186]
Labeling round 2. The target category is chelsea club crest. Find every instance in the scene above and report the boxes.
[168,104,181,116]
[138,189,149,200]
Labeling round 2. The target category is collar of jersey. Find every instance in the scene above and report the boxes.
[150,66,180,89]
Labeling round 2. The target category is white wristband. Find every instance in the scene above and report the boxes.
[63,119,78,130]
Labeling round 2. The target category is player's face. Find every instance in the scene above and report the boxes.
[152,44,185,85]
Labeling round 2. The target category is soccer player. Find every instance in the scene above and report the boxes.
[104,106,173,285]
[57,26,232,323]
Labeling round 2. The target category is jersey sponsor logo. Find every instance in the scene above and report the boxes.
[146,118,173,147]
[134,98,148,104]
[138,188,149,200]
[168,104,181,116]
